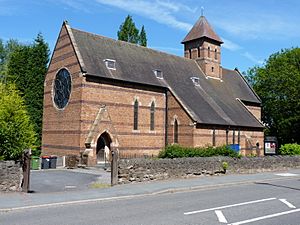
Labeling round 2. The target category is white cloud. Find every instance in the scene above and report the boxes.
[95,0,194,31]
[221,37,241,51]
[242,52,263,65]
[156,0,198,13]
[215,13,300,40]
[56,0,194,31]
[59,0,92,13]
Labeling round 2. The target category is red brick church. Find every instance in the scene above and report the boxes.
[42,16,264,165]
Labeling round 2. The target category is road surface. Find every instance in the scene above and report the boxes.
[1,172,299,225]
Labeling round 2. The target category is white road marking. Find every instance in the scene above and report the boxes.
[279,199,296,209]
[275,173,299,177]
[215,210,227,223]
[228,208,300,225]
[65,186,77,189]
[184,198,276,215]
[0,194,151,212]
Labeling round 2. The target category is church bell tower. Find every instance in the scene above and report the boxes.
[182,16,223,79]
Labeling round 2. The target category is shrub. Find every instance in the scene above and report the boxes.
[158,144,239,158]
[222,162,228,170]
[0,83,36,160]
[31,146,41,157]
[278,143,300,155]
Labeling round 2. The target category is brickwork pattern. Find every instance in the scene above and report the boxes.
[167,92,193,146]
[42,24,84,157]
[80,81,166,160]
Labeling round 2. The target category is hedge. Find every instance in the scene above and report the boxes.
[158,144,239,158]
[278,143,300,155]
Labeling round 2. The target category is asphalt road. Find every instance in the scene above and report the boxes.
[30,168,110,193]
[1,175,300,225]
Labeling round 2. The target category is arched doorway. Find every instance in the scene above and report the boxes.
[96,132,112,163]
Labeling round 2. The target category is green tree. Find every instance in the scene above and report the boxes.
[0,83,36,160]
[6,33,49,148]
[0,39,5,81]
[139,25,147,47]
[118,15,147,46]
[0,39,20,83]
[0,39,5,66]
[118,15,139,44]
[245,48,300,145]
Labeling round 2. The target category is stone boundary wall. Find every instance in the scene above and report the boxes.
[118,156,300,184]
[0,161,22,192]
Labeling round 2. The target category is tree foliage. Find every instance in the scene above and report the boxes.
[0,39,20,81]
[117,15,147,47]
[245,48,300,145]
[158,145,239,158]
[0,39,5,67]
[278,143,300,155]
[139,25,147,47]
[6,33,49,148]
[0,83,36,160]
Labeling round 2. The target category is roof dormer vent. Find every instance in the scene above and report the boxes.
[190,77,200,86]
[153,70,163,79]
[104,59,116,70]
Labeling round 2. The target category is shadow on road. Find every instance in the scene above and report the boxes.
[255,180,300,192]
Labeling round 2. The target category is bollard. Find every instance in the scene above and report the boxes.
[111,149,118,186]
[22,149,31,193]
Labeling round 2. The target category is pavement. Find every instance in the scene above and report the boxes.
[30,167,111,193]
[0,168,300,211]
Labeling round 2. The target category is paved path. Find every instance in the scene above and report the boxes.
[0,168,300,211]
[30,167,111,193]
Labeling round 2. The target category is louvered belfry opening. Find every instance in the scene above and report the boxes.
[182,16,223,79]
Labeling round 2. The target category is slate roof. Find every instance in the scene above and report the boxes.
[68,24,263,129]
[182,16,223,44]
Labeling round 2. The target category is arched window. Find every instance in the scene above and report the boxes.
[215,49,218,60]
[208,46,211,58]
[174,119,178,143]
[150,101,155,131]
[133,99,139,130]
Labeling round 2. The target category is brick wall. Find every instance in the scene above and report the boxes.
[42,23,84,157]
[245,105,261,121]
[80,80,166,161]
[167,92,193,146]
[193,128,264,156]
[184,40,222,79]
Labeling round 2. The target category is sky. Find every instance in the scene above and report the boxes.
[1,0,300,73]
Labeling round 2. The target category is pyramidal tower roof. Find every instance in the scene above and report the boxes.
[182,16,223,44]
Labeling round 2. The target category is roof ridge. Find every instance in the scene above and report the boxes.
[70,27,195,63]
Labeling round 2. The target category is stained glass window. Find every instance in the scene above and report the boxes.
[53,68,71,109]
